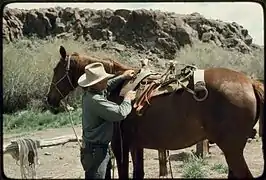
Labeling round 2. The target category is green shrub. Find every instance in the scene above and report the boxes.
[3,108,82,133]
[210,163,228,174]
[181,155,208,178]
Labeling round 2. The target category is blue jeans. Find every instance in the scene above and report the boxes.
[80,142,110,179]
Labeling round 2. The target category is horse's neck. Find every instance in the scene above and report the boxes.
[78,56,135,74]
[112,61,137,71]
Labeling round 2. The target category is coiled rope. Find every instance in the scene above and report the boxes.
[7,138,40,179]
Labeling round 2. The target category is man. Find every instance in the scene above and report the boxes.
[77,62,136,179]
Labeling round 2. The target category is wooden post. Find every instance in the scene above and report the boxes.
[195,139,209,158]
[158,149,168,177]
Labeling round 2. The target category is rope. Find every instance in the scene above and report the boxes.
[167,150,173,178]
[176,78,196,95]
[60,100,82,148]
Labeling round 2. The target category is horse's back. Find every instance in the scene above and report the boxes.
[204,67,255,102]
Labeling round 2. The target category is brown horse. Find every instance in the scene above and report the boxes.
[46,46,265,179]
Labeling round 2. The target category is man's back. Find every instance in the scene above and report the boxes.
[82,87,132,144]
[82,90,113,144]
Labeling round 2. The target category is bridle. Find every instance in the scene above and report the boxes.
[50,55,76,99]
[47,54,82,150]
[47,55,118,104]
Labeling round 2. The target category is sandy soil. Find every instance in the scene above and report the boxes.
[3,123,263,179]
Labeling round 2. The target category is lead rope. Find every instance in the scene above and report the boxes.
[61,99,116,179]
[60,100,82,148]
[167,150,173,178]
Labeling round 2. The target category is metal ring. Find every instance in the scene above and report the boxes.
[193,86,209,102]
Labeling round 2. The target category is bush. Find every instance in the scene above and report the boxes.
[210,163,228,174]
[181,155,208,178]
[3,108,82,133]
[3,37,88,113]
[175,41,264,79]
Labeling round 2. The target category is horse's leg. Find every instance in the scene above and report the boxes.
[119,142,130,179]
[228,169,234,178]
[111,132,130,178]
[217,141,252,178]
[224,152,252,178]
[111,143,122,178]
[131,149,137,178]
[113,146,129,179]
[104,159,112,179]
[132,148,144,179]
[111,141,129,179]
[111,122,123,179]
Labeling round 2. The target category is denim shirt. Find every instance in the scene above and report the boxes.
[82,75,132,144]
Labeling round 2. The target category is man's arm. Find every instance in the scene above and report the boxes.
[107,75,126,92]
[92,95,132,122]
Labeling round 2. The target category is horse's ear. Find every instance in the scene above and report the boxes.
[59,46,66,60]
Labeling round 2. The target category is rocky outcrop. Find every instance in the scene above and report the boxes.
[3,7,258,58]
[182,13,254,53]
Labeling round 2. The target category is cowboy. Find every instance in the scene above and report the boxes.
[77,62,136,179]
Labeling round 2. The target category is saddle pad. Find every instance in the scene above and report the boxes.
[152,69,205,97]
[193,69,205,85]
[151,81,189,97]
[119,69,158,97]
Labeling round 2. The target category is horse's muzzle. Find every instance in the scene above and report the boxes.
[43,96,61,114]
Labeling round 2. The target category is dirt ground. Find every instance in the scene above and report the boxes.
[3,122,263,179]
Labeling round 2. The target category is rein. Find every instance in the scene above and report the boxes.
[51,55,76,98]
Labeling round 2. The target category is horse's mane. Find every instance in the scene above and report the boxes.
[69,51,137,73]
[68,52,132,102]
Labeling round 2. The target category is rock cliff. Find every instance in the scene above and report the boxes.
[3,7,260,59]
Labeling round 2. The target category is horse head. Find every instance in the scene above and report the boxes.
[45,45,139,114]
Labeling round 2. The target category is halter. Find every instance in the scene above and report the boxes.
[49,56,116,100]
[51,55,75,99]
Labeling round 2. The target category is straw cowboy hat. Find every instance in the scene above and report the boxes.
[78,62,114,87]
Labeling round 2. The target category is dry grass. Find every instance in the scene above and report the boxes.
[3,37,264,113]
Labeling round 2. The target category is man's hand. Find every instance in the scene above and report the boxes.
[122,70,135,79]
[124,90,136,101]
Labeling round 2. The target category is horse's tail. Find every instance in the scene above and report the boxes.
[252,80,264,135]
[252,79,265,177]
